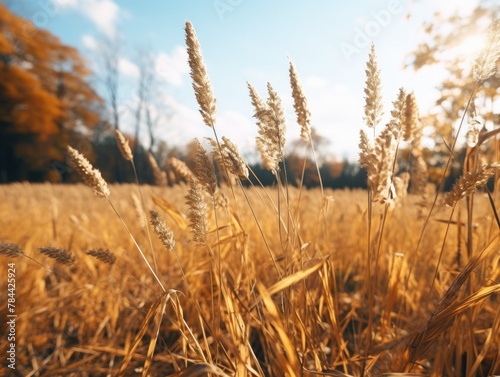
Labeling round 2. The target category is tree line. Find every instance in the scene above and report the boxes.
[1,3,498,192]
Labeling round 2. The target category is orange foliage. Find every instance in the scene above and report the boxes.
[0,3,103,181]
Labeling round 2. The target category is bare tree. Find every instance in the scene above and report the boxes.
[132,48,169,156]
[98,36,122,131]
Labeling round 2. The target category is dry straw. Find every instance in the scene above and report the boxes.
[360,87,406,203]
[114,129,133,161]
[149,210,175,252]
[38,246,75,265]
[186,178,208,245]
[193,138,217,196]
[86,248,116,265]
[0,242,24,258]
[249,83,286,173]
[148,153,167,186]
[289,61,311,143]
[185,21,217,127]
[67,146,110,198]
[169,157,194,182]
[207,137,249,181]
[363,43,383,130]
[403,91,419,143]
[445,164,497,207]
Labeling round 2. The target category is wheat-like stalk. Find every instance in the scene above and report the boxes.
[148,153,167,186]
[114,129,133,161]
[0,242,24,258]
[364,43,383,130]
[185,21,217,127]
[193,138,217,196]
[360,88,405,203]
[445,164,498,207]
[403,91,420,142]
[289,60,311,143]
[186,178,208,245]
[149,210,175,252]
[38,246,75,265]
[169,157,194,182]
[256,138,274,171]
[473,18,500,81]
[86,248,116,265]
[249,83,286,173]
[388,87,407,134]
[67,146,110,198]
[207,137,249,181]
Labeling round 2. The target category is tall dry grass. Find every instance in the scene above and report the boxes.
[1,19,500,377]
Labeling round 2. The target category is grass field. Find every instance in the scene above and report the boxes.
[1,182,499,376]
[1,18,500,377]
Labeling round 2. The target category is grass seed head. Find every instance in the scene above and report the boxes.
[67,146,110,198]
[0,242,24,258]
[149,210,175,252]
[86,248,116,265]
[39,246,75,265]
[114,129,133,161]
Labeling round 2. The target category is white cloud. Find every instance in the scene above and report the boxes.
[216,110,256,153]
[156,46,189,86]
[81,34,97,50]
[57,0,78,7]
[299,82,361,159]
[118,57,140,78]
[304,75,327,89]
[80,0,120,37]
[57,0,121,37]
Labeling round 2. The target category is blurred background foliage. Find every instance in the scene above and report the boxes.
[0,2,498,189]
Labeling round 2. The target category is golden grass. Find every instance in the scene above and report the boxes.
[1,18,500,377]
[0,183,499,376]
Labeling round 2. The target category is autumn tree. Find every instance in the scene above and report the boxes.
[0,3,103,182]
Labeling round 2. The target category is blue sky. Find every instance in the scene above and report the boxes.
[9,0,489,161]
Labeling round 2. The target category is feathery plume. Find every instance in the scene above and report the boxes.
[388,87,407,134]
[445,164,498,207]
[185,21,217,127]
[257,138,274,171]
[147,153,167,186]
[289,61,311,142]
[193,139,217,196]
[363,43,383,129]
[249,83,286,173]
[38,246,75,265]
[0,242,24,258]
[169,157,194,182]
[114,130,133,161]
[472,18,500,81]
[403,92,420,142]
[221,137,249,180]
[86,248,116,265]
[67,146,110,198]
[207,137,249,181]
[132,193,147,229]
[186,178,209,245]
[149,210,175,252]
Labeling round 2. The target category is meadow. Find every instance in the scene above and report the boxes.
[1,19,500,377]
